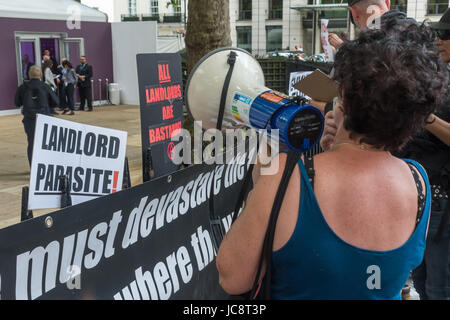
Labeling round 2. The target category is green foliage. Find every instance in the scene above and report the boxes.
[166,0,180,9]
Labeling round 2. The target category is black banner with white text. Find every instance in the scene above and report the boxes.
[0,150,252,300]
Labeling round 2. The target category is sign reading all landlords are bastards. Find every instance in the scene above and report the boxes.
[28,114,128,210]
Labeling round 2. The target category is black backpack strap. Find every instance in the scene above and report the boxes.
[250,150,301,299]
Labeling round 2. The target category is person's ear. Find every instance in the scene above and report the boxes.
[349,7,359,26]
[385,0,390,10]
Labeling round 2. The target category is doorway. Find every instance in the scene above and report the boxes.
[40,38,61,63]
[18,40,36,81]
[15,32,85,85]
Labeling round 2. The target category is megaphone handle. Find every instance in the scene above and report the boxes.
[216,51,237,130]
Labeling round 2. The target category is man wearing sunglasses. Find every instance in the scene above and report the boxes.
[435,10,450,64]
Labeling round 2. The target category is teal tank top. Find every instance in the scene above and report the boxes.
[271,158,431,300]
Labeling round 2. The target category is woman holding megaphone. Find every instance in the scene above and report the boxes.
[216,24,448,299]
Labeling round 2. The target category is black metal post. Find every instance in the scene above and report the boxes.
[143,147,155,183]
[20,186,33,222]
[184,0,187,30]
[122,156,132,189]
[60,175,72,208]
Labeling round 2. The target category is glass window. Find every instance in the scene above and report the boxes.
[269,0,283,20]
[237,26,252,52]
[390,0,407,13]
[239,0,252,20]
[302,29,313,56]
[270,0,283,10]
[174,0,181,14]
[321,0,348,3]
[128,0,137,15]
[427,0,448,15]
[150,0,159,16]
[266,26,282,52]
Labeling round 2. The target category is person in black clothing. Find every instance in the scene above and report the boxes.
[75,56,93,111]
[61,60,78,115]
[396,9,450,300]
[14,65,59,166]
[56,57,68,110]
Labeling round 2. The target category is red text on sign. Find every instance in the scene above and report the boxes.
[158,64,171,84]
[162,105,174,120]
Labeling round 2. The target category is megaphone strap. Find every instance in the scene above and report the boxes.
[216,51,237,130]
[209,51,239,252]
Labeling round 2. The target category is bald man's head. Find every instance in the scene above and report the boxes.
[349,0,390,29]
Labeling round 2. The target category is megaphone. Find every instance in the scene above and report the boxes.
[185,47,324,153]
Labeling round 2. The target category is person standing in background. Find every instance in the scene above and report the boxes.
[14,65,59,166]
[43,49,59,74]
[61,60,77,116]
[57,57,68,110]
[76,56,93,111]
[399,10,450,300]
[41,54,50,64]
[42,59,58,115]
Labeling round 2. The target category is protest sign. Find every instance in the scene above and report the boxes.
[28,114,128,210]
[136,54,184,181]
[0,149,253,300]
[288,71,313,98]
[320,19,335,62]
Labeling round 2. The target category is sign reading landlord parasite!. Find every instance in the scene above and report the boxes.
[28,114,128,210]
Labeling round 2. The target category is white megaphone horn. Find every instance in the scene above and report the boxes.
[185,47,324,153]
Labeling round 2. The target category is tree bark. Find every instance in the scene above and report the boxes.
[185,0,231,72]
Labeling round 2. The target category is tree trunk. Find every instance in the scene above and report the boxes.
[185,0,231,73]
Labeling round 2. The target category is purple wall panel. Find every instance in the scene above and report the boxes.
[0,17,113,110]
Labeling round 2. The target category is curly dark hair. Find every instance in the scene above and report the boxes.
[332,23,449,151]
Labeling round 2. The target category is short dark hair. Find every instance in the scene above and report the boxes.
[62,60,73,69]
[332,24,448,151]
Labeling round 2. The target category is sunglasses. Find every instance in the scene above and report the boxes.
[436,29,450,41]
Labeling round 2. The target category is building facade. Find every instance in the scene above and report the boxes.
[82,0,188,36]
[230,0,449,56]
[82,0,449,55]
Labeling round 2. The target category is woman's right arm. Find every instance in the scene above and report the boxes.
[426,114,450,146]
[216,154,287,295]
